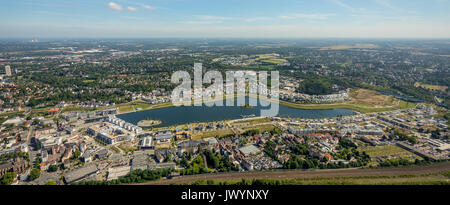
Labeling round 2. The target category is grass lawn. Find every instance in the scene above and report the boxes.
[29,107,53,116]
[241,124,276,134]
[359,145,413,156]
[244,64,276,70]
[260,58,288,64]
[246,54,288,66]
[61,106,96,113]
[279,100,397,113]
[415,82,448,92]
[82,80,95,83]
[192,129,235,140]
[230,117,270,126]
[118,143,136,154]
[282,174,449,185]
[358,145,423,166]
[111,146,120,154]
[115,100,163,113]
[0,111,24,118]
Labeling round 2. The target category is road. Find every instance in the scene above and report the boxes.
[25,125,34,144]
[137,162,450,185]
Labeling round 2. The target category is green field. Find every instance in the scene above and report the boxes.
[115,100,171,113]
[248,54,288,65]
[188,172,450,185]
[358,145,423,166]
[82,80,95,83]
[61,106,97,113]
[241,124,276,133]
[278,100,416,113]
[260,58,287,64]
[192,129,235,140]
[230,117,271,126]
[415,82,448,92]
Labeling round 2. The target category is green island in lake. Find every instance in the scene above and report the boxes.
[137,118,162,127]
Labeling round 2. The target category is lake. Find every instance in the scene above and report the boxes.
[116,97,355,128]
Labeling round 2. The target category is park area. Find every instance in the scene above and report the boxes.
[249,54,288,65]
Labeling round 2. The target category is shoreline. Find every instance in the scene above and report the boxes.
[116,95,365,116]
[115,95,412,116]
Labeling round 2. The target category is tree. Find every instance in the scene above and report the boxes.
[293,144,309,155]
[431,130,441,139]
[298,78,334,95]
[393,128,418,144]
[338,138,357,149]
[34,142,41,150]
[207,179,215,185]
[29,168,40,181]
[34,157,41,169]
[270,127,282,136]
[72,150,81,160]
[45,180,57,185]
[0,172,16,185]
[47,165,58,172]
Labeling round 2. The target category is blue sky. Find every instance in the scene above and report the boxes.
[1,0,449,38]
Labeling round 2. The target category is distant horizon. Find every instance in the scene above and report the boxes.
[1,37,450,41]
[1,0,450,38]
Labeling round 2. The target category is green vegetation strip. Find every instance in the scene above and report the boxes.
[184,171,450,185]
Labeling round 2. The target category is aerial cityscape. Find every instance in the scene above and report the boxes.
[0,0,449,198]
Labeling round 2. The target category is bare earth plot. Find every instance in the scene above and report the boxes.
[349,89,395,107]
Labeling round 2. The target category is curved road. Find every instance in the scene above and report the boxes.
[137,162,450,185]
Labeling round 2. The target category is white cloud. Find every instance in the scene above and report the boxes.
[330,0,356,12]
[280,13,336,20]
[183,21,223,25]
[5,21,450,38]
[127,6,137,11]
[183,15,232,24]
[170,23,450,38]
[121,16,145,20]
[374,0,395,10]
[143,5,155,10]
[244,17,273,22]
[194,15,232,21]
[108,2,123,11]
[374,0,410,13]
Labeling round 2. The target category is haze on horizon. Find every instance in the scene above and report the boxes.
[1,0,450,39]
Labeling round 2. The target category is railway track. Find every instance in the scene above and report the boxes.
[136,162,450,185]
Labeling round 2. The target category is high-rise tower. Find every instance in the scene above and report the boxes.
[5,65,11,76]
